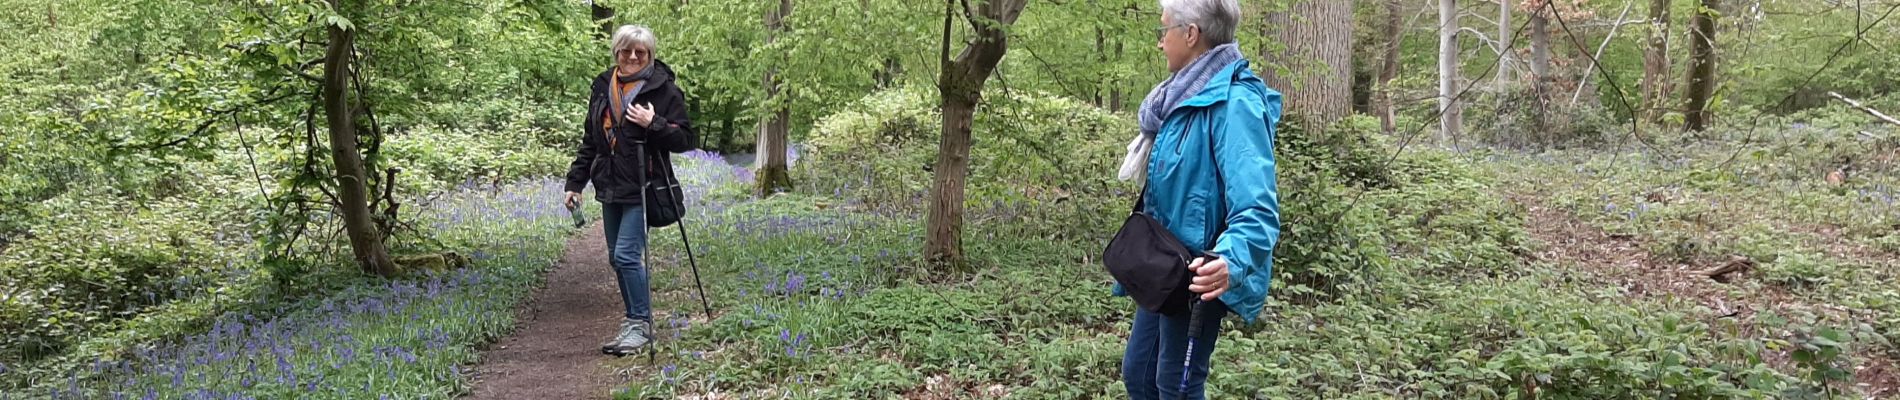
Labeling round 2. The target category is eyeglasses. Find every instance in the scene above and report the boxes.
[1155,23,1190,41]
[616,48,651,58]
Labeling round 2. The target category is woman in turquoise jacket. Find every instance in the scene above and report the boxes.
[1117,0,1282,398]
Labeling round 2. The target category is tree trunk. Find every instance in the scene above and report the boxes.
[1497,0,1514,87]
[1093,25,1106,107]
[875,57,902,88]
[1377,0,1403,134]
[1438,0,1461,143]
[1530,7,1551,92]
[1262,0,1356,127]
[322,0,395,277]
[756,0,794,196]
[925,0,1029,271]
[590,1,614,39]
[1683,0,1717,131]
[1110,39,1125,113]
[1641,0,1672,123]
[718,110,736,152]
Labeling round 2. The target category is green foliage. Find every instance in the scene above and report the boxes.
[797,86,1130,213]
[6,180,574,397]
[0,193,244,361]
[1462,87,1620,149]
[380,124,570,191]
[1216,278,1791,399]
[1272,116,1528,300]
[1490,115,1900,397]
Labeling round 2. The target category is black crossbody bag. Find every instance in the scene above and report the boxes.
[1102,118,1225,316]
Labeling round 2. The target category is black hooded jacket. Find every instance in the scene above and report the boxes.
[565,60,697,204]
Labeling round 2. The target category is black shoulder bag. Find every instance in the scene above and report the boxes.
[1102,118,1225,317]
[638,145,687,228]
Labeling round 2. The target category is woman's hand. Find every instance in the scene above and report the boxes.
[563,191,582,210]
[625,102,655,128]
[1187,256,1230,301]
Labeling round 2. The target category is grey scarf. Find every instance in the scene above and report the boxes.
[1118,43,1243,181]
[614,64,656,108]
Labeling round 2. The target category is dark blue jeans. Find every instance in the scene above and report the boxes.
[601,203,651,322]
[1123,300,1227,400]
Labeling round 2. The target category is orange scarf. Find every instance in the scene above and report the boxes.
[602,79,644,150]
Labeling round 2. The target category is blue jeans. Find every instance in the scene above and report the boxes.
[1123,300,1227,400]
[601,203,651,322]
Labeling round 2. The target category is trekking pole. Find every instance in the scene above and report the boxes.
[632,130,715,320]
[1177,298,1208,400]
[676,220,713,319]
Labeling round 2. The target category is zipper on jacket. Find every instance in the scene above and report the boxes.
[1174,117,1193,155]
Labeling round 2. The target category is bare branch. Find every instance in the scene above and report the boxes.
[1830,91,1900,127]
[1572,0,1635,105]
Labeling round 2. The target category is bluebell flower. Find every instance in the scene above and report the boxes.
[785,274,806,293]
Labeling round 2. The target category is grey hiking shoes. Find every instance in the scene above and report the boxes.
[601,318,651,356]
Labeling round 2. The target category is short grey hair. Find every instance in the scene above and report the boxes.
[611,25,657,55]
[1160,0,1240,46]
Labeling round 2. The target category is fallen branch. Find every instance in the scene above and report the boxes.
[1828,91,1900,127]
[1697,254,1756,283]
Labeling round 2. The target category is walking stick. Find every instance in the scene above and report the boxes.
[1177,298,1208,400]
[676,220,713,319]
[635,135,715,320]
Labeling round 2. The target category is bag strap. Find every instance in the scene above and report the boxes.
[608,80,626,151]
[607,79,642,152]
[1132,111,1228,244]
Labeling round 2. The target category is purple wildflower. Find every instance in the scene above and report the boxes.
[785,273,806,293]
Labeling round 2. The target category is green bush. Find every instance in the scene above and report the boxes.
[1272,116,1527,300]
[797,86,1130,211]
[1463,87,1618,149]
[0,193,242,362]
[0,109,572,375]
[381,124,570,191]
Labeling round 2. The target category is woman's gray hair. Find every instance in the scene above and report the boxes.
[611,25,657,55]
[1160,0,1240,46]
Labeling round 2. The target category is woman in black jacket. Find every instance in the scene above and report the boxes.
[562,24,697,356]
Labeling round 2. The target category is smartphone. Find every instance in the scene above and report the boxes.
[569,202,587,228]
